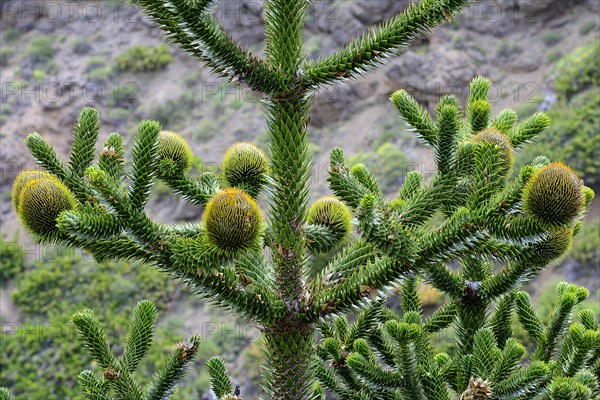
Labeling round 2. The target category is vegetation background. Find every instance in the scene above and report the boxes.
[0,0,598,398]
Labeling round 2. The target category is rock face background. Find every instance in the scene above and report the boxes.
[0,0,598,397]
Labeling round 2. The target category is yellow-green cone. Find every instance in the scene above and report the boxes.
[221,142,268,197]
[534,228,574,262]
[522,162,583,225]
[202,188,262,252]
[11,169,53,211]
[307,196,352,240]
[156,130,193,178]
[471,128,514,173]
[17,177,76,237]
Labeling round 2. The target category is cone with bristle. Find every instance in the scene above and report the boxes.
[16,176,76,241]
[221,142,268,198]
[11,169,53,211]
[459,377,493,400]
[533,228,574,262]
[307,196,353,242]
[522,162,583,225]
[202,188,262,254]
[471,128,514,174]
[156,130,193,178]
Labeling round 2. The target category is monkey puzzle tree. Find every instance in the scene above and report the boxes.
[4,0,598,399]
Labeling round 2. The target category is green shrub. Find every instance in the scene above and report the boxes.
[2,28,22,44]
[554,39,599,99]
[26,36,54,64]
[44,61,60,75]
[0,47,14,67]
[85,57,114,81]
[547,49,561,63]
[32,69,46,81]
[88,65,114,81]
[11,251,178,316]
[85,56,105,70]
[453,32,466,47]
[376,143,411,188]
[305,35,322,57]
[0,232,23,283]
[115,44,173,72]
[0,103,13,125]
[579,21,596,35]
[347,142,409,193]
[496,38,522,59]
[570,218,600,268]
[193,119,216,141]
[72,38,91,55]
[150,92,199,130]
[542,31,562,46]
[107,0,127,9]
[105,108,131,125]
[414,43,429,55]
[1,248,182,398]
